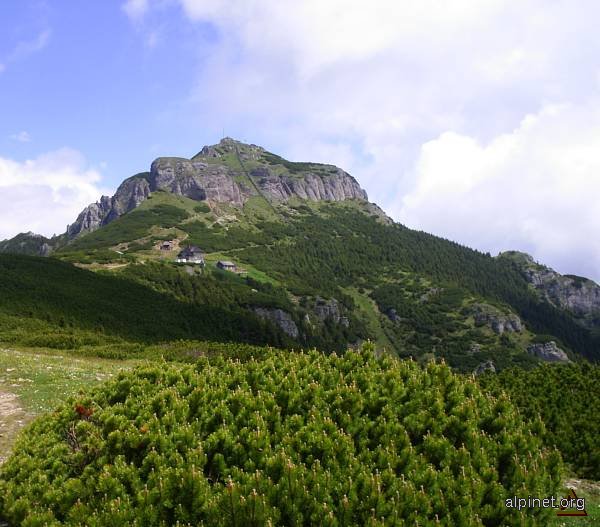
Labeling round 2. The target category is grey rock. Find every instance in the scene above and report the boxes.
[527,341,570,363]
[66,138,371,238]
[251,167,367,202]
[471,303,523,334]
[500,251,600,331]
[67,176,151,237]
[253,307,299,338]
[474,360,496,375]
[150,158,245,205]
[314,297,349,326]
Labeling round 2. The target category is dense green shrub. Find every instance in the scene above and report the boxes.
[0,347,561,526]
[478,363,600,479]
[63,205,189,251]
[0,255,293,349]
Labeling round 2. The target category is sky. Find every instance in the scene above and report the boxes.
[1,1,599,282]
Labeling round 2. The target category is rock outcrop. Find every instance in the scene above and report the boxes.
[500,251,600,331]
[474,360,496,375]
[250,167,367,202]
[0,232,55,256]
[67,175,151,237]
[313,297,350,327]
[66,138,370,238]
[253,307,299,338]
[470,303,523,334]
[527,341,570,363]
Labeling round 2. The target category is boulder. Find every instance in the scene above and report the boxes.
[474,360,496,375]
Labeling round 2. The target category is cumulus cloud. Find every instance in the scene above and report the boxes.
[398,103,600,282]
[0,149,110,240]
[126,1,600,279]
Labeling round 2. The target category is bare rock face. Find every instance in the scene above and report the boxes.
[67,195,113,237]
[150,158,246,205]
[500,251,600,331]
[66,138,371,238]
[251,167,367,202]
[527,341,570,363]
[252,307,299,338]
[67,177,151,237]
[471,303,523,334]
[313,297,350,327]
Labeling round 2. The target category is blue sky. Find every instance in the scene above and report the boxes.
[1,1,600,282]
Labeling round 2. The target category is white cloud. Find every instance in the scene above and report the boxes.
[397,103,600,282]
[9,131,31,143]
[122,0,150,21]
[0,149,110,240]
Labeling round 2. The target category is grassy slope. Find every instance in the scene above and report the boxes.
[51,188,600,368]
[0,347,140,462]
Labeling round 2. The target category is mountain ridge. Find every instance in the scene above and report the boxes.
[1,139,599,368]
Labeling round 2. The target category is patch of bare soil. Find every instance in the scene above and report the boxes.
[0,391,31,464]
[565,478,600,496]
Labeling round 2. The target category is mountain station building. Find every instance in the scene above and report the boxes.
[217,260,236,272]
[176,245,205,265]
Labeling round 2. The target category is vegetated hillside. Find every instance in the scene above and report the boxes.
[0,254,294,349]
[53,190,600,369]
[478,362,600,480]
[0,231,55,256]
[2,138,599,369]
[0,346,562,526]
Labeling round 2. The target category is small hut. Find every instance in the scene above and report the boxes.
[176,245,205,265]
[217,260,236,272]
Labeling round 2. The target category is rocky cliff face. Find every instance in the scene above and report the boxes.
[527,341,570,363]
[252,307,299,338]
[500,251,600,330]
[470,303,523,334]
[66,138,370,238]
[67,175,151,237]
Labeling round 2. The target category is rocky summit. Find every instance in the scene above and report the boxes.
[66,138,367,238]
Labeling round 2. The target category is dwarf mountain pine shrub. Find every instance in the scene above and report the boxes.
[0,346,561,526]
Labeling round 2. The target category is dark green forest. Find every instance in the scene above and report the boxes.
[478,363,600,480]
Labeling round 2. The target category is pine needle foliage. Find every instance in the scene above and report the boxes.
[1,345,561,526]
[478,363,600,479]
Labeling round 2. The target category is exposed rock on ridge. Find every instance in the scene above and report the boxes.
[67,175,151,237]
[66,138,370,238]
[500,251,600,331]
[0,232,54,256]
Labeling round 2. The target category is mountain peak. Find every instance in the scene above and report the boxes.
[65,139,369,239]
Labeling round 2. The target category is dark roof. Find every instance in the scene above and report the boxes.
[178,245,204,258]
[217,260,236,267]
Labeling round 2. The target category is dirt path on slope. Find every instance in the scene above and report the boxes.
[0,391,31,464]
